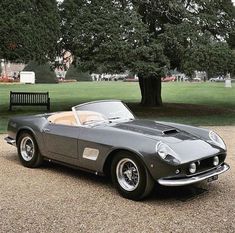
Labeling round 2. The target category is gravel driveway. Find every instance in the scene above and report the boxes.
[0,126,234,233]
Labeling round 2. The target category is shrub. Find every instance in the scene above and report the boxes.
[65,65,92,81]
[23,61,57,83]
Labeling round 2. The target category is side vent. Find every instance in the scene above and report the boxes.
[162,129,179,135]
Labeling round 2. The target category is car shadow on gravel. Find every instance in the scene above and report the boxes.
[149,185,209,202]
[42,160,112,185]
[40,161,211,202]
[3,154,210,202]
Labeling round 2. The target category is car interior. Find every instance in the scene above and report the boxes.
[47,111,107,126]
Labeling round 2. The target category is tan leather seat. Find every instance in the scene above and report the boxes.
[77,111,106,125]
[48,111,106,126]
[48,112,77,126]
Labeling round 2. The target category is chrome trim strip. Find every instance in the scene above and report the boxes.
[72,106,81,125]
[4,137,16,146]
[158,163,230,186]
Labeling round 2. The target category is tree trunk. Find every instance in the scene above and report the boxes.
[138,74,162,106]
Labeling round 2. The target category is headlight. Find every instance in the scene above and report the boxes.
[156,142,180,165]
[209,131,226,150]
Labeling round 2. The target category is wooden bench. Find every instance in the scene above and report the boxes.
[9,91,50,111]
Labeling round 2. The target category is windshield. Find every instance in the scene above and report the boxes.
[72,100,135,125]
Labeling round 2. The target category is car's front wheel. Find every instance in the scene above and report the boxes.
[17,132,43,168]
[111,152,154,200]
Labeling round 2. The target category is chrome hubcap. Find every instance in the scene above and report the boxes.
[20,137,34,161]
[116,158,140,191]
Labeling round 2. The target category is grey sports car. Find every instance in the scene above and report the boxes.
[5,100,229,200]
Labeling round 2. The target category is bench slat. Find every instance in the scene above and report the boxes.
[9,92,50,111]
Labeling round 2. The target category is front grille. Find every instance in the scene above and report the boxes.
[186,153,226,176]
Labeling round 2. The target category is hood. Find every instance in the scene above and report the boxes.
[110,119,221,162]
[111,119,196,142]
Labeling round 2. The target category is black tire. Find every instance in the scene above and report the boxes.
[111,151,154,200]
[17,132,43,168]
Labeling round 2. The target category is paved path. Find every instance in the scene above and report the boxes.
[0,127,234,233]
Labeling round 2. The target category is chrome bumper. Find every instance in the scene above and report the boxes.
[4,137,16,146]
[158,163,230,186]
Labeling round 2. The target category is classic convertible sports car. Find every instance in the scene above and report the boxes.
[5,100,229,200]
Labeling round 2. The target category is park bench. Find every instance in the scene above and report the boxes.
[9,91,50,111]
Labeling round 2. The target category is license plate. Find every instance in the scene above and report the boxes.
[207,175,218,183]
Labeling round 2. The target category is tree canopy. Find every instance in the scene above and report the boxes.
[61,0,170,105]
[1,0,235,105]
[61,0,235,105]
[135,0,235,74]
[182,42,235,77]
[0,0,61,63]
[61,0,168,76]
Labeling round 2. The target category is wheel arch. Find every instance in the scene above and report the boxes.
[16,127,37,144]
[103,148,147,177]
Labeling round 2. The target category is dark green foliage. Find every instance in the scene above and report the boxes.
[61,0,235,106]
[1,0,234,105]
[76,72,92,82]
[227,32,235,49]
[182,42,235,78]
[136,0,235,75]
[0,0,61,63]
[65,65,92,81]
[23,61,57,83]
[61,0,169,76]
[61,0,170,105]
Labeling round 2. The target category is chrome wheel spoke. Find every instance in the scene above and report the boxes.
[20,137,35,161]
[116,158,140,191]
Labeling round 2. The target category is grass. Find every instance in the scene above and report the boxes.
[0,81,234,133]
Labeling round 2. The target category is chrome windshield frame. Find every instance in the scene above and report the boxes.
[72,100,135,125]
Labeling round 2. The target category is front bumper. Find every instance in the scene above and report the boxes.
[4,136,16,146]
[158,163,230,186]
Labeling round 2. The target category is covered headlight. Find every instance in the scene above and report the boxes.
[156,142,180,165]
[209,131,226,150]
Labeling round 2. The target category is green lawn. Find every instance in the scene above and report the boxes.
[0,82,234,133]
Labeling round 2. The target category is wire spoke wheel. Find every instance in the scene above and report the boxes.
[116,158,140,191]
[20,136,35,161]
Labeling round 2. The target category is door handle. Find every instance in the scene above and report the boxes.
[43,128,50,132]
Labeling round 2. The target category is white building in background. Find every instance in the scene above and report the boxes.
[1,59,25,78]
[20,71,35,84]
[174,73,187,82]
[54,51,73,79]
[170,69,188,82]
[194,71,207,81]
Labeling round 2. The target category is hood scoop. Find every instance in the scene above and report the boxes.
[162,129,179,135]
[112,119,182,137]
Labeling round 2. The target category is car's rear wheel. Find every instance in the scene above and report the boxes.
[111,152,154,200]
[17,132,43,168]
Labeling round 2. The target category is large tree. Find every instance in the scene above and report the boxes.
[61,0,235,106]
[135,0,235,83]
[61,0,169,106]
[0,0,61,63]
[155,0,235,75]
[182,42,235,78]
